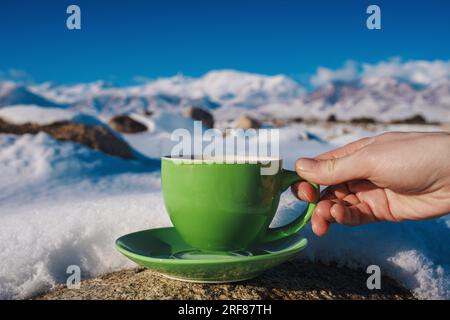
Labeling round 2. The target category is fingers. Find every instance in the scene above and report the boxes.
[328,202,361,225]
[293,135,385,236]
[293,183,359,204]
[315,137,374,160]
[310,199,378,236]
[325,184,360,205]
[296,153,369,186]
[291,181,317,202]
[311,208,330,236]
[295,136,375,186]
[310,200,354,236]
[315,132,418,161]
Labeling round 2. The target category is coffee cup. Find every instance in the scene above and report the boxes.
[161,156,319,251]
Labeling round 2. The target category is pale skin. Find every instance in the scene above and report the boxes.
[292,132,450,236]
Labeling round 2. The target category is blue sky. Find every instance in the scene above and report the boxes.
[0,0,449,85]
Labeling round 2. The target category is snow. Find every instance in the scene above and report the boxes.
[127,70,304,105]
[145,110,198,134]
[0,82,62,108]
[29,80,114,104]
[0,192,169,299]
[0,133,163,299]
[0,105,106,127]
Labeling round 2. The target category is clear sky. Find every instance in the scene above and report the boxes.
[0,0,449,84]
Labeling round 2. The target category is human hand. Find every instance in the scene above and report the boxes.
[292,132,450,236]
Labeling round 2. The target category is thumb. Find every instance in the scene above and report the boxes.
[295,155,367,185]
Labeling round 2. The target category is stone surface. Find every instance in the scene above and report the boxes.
[35,259,414,300]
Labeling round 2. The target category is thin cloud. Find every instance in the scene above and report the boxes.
[310,58,450,88]
[310,61,359,87]
[0,69,34,84]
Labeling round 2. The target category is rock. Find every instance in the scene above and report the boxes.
[327,114,338,122]
[234,115,262,129]
[350,117,376,124]
[272,118,287,127]
[391,114,435,125]
[143,110,154,117]
[182,107,215,128]
[34,260,414,300]
[108,115,148,133]
[0,117,134,159]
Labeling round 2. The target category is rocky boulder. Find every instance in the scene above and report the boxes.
[327,114,338,122]
[350,117,376,124]
[182,107,215,128]
[108,115,148,133]
[391,114,431,125]
[0,118,134,159]
[234,115,262,129]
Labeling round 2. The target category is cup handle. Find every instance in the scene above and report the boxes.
[261,169,320,243]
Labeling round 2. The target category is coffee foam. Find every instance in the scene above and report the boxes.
[162,155,281,163]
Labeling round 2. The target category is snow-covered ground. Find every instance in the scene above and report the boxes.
[0,59,449,299]
[0,116,449,299]
[0,104,107,127]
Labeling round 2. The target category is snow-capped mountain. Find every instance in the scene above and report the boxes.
[125,70,304,106]
[0,82,62,108]
[1,68,450,123]
[29,80,114,104]
[27,70,304,116]
[297,78,450,122]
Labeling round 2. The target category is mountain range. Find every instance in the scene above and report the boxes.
[1,69,449,123]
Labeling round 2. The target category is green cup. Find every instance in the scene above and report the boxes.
[161,157,319,251]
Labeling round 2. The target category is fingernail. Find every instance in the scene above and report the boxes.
[311,222,323,237]
[296,158,317,172]
[297,189,306,200]
[311,222,317,234]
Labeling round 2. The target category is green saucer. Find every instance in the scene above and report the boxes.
[115,227,308,283]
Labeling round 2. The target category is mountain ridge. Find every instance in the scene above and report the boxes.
[1,69,449,123]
